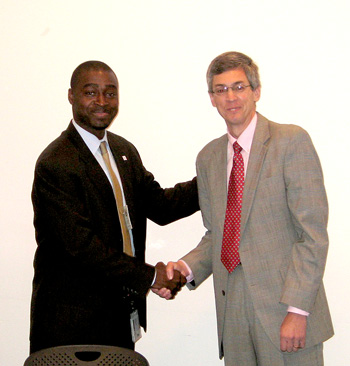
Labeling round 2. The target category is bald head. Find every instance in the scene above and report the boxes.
[70,61,118,90]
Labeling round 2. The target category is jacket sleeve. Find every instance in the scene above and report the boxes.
[279,128,329,312]
[32,153,155,297]
[180,155,214,288]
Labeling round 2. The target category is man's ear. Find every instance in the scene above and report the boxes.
[68,88,74,105]
[209,92,216,107]
[253,86,261,102]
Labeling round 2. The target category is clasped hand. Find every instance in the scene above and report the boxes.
[151,262,186,299]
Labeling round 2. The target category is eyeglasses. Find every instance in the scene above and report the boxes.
[211,84,252,96]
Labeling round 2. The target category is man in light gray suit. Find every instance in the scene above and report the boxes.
[154,51,333,365]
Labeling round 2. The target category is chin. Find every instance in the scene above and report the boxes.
[92,119,113,129]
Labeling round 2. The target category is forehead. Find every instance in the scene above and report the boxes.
[74,69,118,89]
[212,68,248,85]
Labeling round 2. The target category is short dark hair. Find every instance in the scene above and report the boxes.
[70,61,118,90]
[206,51,261,92]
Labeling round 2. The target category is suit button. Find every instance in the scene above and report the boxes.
[222,290,225,296]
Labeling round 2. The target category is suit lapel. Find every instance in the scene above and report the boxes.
[67,125,134,217]
[66,123,116,204]
[240,114,271,236]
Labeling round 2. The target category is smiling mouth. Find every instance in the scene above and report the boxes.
[92,109,111,117]
[94,111,109,115]
[92,107,110,113]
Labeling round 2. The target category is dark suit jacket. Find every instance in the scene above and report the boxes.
[30,122,198,352]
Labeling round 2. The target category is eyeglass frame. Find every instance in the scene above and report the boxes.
[210,83,252,96]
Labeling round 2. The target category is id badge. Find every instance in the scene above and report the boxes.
[130,309,142,343]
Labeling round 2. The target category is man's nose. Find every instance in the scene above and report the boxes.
[226,88,237,100]
[95,93,107,105]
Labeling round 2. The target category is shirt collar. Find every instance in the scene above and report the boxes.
[227,113,257,154]
[72,119,108,155]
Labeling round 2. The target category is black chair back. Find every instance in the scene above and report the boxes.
[24,344,149,365]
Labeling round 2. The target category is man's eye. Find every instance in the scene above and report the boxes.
[236,85,245,91]
[216,88,225,94]
[85,91,96,96]
[106,92,117,98]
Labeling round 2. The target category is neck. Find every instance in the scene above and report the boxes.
[228,126,244,139]
[75,120,106,140]
[227,111,256,139]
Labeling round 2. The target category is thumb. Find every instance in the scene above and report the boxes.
[166,262,176,280]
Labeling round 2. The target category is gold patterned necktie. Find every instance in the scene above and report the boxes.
[100,141,133,256]
[221,141,244,272]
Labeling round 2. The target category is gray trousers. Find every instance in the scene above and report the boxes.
[222,265,324,366]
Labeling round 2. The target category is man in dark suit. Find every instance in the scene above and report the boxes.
[30,61,199,353]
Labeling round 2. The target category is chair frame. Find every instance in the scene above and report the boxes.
[23,344,149,366]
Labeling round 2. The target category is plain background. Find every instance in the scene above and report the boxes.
[0,1,349,365]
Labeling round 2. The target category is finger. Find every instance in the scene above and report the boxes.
[159,288,171,298]
[280,339,293,353]
[157,287,173,300]
[172,271,186,291]
[287,344,294,353]
[292,344,302,352]
[165,290,174,300]
[180,274,187,286]
[292,341,304,352]
[166,262,176,280]
[177,274,186,288]
[152,287,171,299]
[280,338,287,352]
[162,289,172,298]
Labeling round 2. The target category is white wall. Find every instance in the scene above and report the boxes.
[0,1,349,365]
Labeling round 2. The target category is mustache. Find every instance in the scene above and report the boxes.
[91,107,112,114]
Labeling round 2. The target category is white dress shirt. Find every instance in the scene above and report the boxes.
[72,120,135,255]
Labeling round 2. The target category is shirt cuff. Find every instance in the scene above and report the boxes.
[288,306,310,316]
[179,260,194,283]
[151,268,156,286]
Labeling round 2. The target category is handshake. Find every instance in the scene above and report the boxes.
[151,261,189,300]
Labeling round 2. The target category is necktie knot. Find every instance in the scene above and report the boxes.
[233,141,242,155]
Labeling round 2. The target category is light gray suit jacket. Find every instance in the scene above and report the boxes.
[182,113,334,358]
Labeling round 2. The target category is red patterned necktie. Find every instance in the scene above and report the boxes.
[221,141,245,273]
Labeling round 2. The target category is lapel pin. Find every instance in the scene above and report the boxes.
[122,156,128,161]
